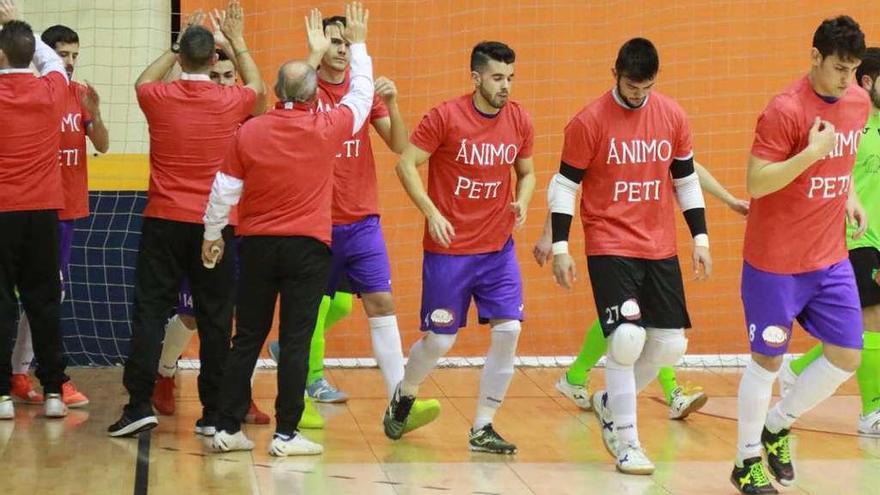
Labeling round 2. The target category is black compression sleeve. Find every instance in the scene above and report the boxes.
[683,208,708,237]
[669,157,695,179]
[560,162,585,183]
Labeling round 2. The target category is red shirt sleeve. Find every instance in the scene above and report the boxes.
[221,131,246,179]
[229,86,257,122]
[751,96,800,162]
[136,82,165,119]
[517,109,535,159]
[370,93,389,121]
[410,106,446,154]
[674,106,694,160]
[560,115,597,170]
[43,71,68,116]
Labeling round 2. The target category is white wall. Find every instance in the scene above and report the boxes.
[20,0,170,154]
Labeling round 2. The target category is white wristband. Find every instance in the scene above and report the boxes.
[552,241,569,255]
[694,233,709,248]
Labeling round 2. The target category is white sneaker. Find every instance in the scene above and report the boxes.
[0,396,13,420]
[858,409,880,437]
[616,443,655,475]
[212,430,254,452]
[777,357,797,399]
[668,385,708,420]
[268,432,324,457]
[591,390,619,458]
[44,393,68,418]
[555,375,592,411]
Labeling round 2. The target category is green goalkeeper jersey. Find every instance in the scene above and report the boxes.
[848,111,880,251]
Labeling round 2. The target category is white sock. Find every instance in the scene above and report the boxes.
[736,358,777,464]
[765,355,853,433]
[633,353,661,394]
[401,332,456,397]
[11,312,34,374]
[369,315,406,399]
[475,321,521,430]
[605,354,639,446]
[157,315,196,378]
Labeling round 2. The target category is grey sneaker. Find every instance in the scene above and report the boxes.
[307,378,349,403]
[469,424,517,454]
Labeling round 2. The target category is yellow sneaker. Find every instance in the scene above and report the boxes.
[298,396,324,429]
[402,398,441,434]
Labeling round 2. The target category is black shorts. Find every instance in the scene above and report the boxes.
[587,255,691,336]
[849,247,880,308]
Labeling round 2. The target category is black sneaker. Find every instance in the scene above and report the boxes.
[108,410,158,437]
[468,424,517,454]
[730,457,778,494]
[194,418,217,436]
[762,427,794,486]
[383,384,415,440]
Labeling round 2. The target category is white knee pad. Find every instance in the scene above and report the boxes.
[642,328,688,367]
[423,331,458,358]
[607,323,646,366]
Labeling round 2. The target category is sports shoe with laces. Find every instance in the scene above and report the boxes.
[730,456,778,494]
[152,376,175,415]
[10,374,42,404]
[616,442,655,475]
[555,375,592,411]
[468,423,517,454]
[668,384,708,420]
[761,427,794,486]
[591,390,619,458]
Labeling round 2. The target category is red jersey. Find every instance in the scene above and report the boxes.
[0,71,66,213]
[561,89,693,259]
[411,94,534,255]
[136,78,255,224]
[744,76,870,274]
[222,102,355,244]
[316,73,389,224]
[58,82,92,220]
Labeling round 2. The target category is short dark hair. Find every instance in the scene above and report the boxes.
[179,26,215,70]
[0,20,35,68]
[857,47,880,83]
[813,15,865,62]
[322,16,346,31]
[615,38,659,82]
[216,49,229,62]
[470,41,515,72]
[41,24,79,49]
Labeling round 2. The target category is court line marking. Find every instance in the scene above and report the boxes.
[134,431,151,495]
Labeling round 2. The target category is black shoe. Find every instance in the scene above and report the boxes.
[762,427,794,486]
[468,423,517,455]
[108,410,158,437]
[730,457,778,494]
[383,384,415,440]
[194,418,216,437]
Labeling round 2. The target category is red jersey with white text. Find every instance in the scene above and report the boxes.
[316,73,389,224]
[745,76,870,274]
[410,93,534,254]
[222,102,355,244]
[136,80,255,224]
[561,89,693,259]
[0,71,66,212]
[58,82,92,220]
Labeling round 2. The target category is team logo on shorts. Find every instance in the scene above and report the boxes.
[620,299,641,321]
[761,325,790,347]
[430,308,456,327]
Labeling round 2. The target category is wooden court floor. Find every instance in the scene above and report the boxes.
[1,367,878,495]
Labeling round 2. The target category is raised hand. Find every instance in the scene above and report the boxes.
[209,9,230,49]
[807,117,836,159]
[304,8,330,60]
[221,0,245,42]
[343,2,369,44]
[176,10,206,44]
[0,0,19,25]
[80,81,102,117]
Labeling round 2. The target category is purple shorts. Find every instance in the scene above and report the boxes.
[741,260,864,356]
[420,237,523,334]
[177,237,241,316]
[326,215,392,296]
[58,220,75,300]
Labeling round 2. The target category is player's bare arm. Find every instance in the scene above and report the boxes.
[220,0,266,107]
[694,161,748,215]
[511,156,535,228]
[137,10,205,87]
[847,182,868,239]
[80,81,109,153]
[747,116,836,198]
[395,143,456,248]
[548,163,581,289]
[533,212,553,267]
[372,77,408,153]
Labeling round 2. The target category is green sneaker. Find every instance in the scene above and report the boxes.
[468,423,517,454]
[730,457,778,494]
[383,386,415,440]
[402,399,441,434]
[762,427,794,486]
